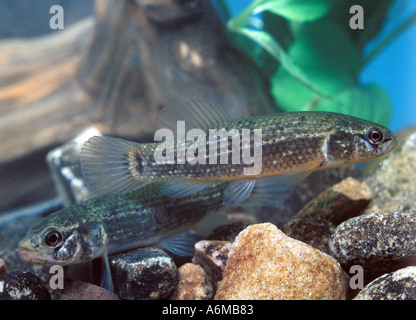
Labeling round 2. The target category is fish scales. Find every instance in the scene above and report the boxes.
[85,183,222,252]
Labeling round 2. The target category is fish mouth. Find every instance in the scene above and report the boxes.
[18,244,50,265]
[380,137,398,154]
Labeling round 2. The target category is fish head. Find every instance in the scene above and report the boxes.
[18,209,105,266]
[323,113,398,167]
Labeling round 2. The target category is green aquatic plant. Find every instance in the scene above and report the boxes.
[219,0,416,126]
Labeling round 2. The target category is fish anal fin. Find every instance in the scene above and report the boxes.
[223,179,257,207]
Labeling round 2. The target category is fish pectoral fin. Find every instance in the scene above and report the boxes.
[154,97,232,133]
[241,172,312,207]
[279,159,322,186]
[223,179,257,207]
[159,212,229,256]
[160,179,211,198]
[80,136,147,196]
[100,251,114,293]
[159,230,202,257]
[191,212,229,236]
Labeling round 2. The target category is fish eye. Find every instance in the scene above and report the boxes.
[366,127,384,145]
[44,229,63,248]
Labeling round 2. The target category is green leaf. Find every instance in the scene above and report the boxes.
[235,28,330,99]
[253,0,332,22]
[314,85,392,127]
[271,20,361,111]
[326,0,393,52]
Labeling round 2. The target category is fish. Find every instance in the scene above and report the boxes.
[80,99,398,207]
[17,182,238,264]
[18,181,266,290]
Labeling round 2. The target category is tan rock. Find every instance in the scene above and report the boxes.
[215,223,347,300]
[170,263,213,300]
[293,177,372,226]
[56,279,118,300]
[0,258,6,279]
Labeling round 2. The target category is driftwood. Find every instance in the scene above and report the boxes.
[0,0,274,211]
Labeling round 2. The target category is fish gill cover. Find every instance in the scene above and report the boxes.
[216,0,416,127]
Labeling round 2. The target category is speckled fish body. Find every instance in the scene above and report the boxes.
[18,182,226,266]
[80,100,397,206]
[128,112,396,178]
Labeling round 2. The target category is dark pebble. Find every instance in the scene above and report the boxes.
[329,210,416,280]
[354,266,416,300]
[110,247,178,300]
[208,222,250,242]
[282,216,335,255]
[0,271,50,300]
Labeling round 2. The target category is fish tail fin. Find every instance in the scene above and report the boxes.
[80,136,147,195]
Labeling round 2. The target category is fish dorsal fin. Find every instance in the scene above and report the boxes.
[154,98,232,133]
[159,179,211,198]
[223,179,257,207]
[80,136,147,195]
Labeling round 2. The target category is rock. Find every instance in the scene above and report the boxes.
[170,263,213,300]
[193,240,231,288]
[0,250,52,284]
[291,177,372,226]
[354,266,416,300]
[208,222,251,242]
[215,223,347,300]
[282,216,335,255]
[0,271,50,300]
[110,247,178,300]
[281,177,371,255]
[329,210,416,279]
[0,258,5,279]
[56,279,118,300]
[363,130,416,214]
